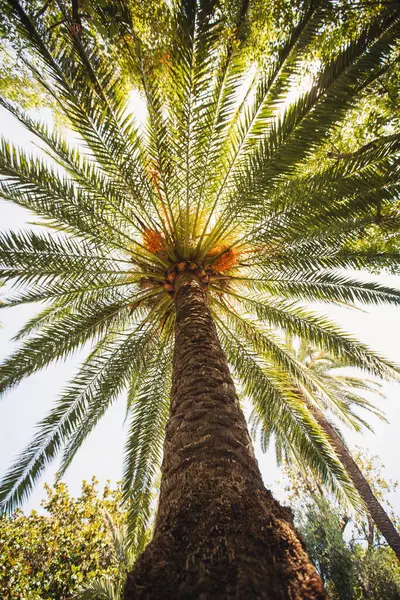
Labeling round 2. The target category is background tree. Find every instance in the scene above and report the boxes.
[0,0,173,109]
[283,452,400,599]
[1,0,400,597]
[0,0,49,107]
[251,338,400,557]
[0,478,128,599]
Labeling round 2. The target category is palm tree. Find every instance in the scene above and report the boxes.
[251,338,400,559]
[1,0,400,597]
[76,509,138,600]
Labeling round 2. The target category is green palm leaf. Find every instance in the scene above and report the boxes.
[123,340,172,552]
[0,321,157,512]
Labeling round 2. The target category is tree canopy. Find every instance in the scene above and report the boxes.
[284,452,400,599]
[0,478,127,599]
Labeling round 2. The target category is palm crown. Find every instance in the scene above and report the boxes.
[1,0,400,546]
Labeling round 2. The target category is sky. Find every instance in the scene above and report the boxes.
[0,103,400,518]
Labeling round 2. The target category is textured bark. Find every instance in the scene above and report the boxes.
[306,399,400,561]
[124,273,327,600]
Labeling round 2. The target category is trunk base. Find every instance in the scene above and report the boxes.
[124,475,326,600]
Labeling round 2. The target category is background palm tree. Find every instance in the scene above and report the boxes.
[1,0,400,597]
[251,337,400,558]
[76,509,138,600]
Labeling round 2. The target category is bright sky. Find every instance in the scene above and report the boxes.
[0,104,399,518]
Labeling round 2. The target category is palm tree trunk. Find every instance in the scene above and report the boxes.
[305,399,400,561]
[124,273,326,600]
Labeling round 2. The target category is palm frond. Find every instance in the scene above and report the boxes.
[0,322,157,513]
[215,313,359,506]
[237,270,400,307]
[218,289,400,380]
[75,578,120,600]
[122,339,172,552]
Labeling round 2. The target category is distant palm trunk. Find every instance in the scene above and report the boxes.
[125,273,326,600]
[305,398,400,561]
